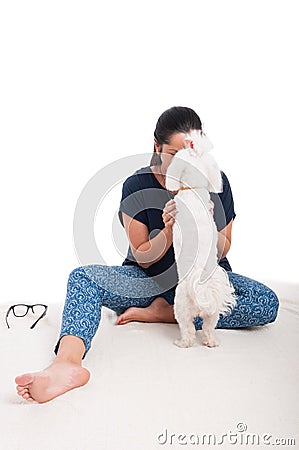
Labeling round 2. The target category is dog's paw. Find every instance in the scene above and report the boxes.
[174,338,195,348]
[202,337,219,348]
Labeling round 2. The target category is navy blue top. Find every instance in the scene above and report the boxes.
[118,165,236,291]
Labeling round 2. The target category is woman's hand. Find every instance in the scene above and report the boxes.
[162,199,177,229]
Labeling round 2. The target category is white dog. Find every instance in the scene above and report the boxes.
[165,130,236,348]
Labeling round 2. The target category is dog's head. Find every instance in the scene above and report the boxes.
[165,130,222,193]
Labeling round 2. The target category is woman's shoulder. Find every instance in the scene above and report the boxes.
[122,166,154,191]
[215,170,236,225]
[219,170,234,196]
[220,170,230,185]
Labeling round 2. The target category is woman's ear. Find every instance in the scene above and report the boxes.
[154,139,161,152]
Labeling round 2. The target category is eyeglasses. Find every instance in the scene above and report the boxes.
[5,304,48,329]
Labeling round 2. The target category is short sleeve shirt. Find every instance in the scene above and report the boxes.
[118,165,236,291]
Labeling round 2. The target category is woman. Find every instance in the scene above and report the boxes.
[15,106,279,403]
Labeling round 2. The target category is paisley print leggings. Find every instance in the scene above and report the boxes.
[54,265,279,358]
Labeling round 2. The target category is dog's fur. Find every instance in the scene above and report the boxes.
[165,130,236,348]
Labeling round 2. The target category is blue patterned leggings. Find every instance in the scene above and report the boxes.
[54,265,279,358]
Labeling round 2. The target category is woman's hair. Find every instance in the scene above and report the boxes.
[150,106,203,166]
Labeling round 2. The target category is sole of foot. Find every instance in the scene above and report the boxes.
[15,361,90,403]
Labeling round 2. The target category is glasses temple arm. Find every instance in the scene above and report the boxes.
[30,307,48,329]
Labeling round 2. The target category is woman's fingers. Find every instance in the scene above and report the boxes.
[163,202,177,217]
[162,199,177,228]
[164,199,176,212]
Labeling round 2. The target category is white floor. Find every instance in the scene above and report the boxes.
[1,294,298,450]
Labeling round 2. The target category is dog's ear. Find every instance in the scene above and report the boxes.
[185,131,213,157]
[205,154,223,193]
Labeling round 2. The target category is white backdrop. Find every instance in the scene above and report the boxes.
[1,0,298,306]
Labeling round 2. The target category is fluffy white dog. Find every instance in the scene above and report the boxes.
[165,130,236,348]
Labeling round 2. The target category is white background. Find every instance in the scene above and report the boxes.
[1,0,298,305]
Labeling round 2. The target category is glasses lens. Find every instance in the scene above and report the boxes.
[32,304,47,315]
[13,305,29,317]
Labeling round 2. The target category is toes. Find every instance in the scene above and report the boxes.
[15,373,34,387]
[17,387,29,395]
[116,307,138,325]
[16,386,35,402]
[117,319,129,325]
[117,314,131,325]
[116,314,125,324]
[15,374,36,402]
[22,392,34,402]
[17,386,29,392]
[17,385,26,392]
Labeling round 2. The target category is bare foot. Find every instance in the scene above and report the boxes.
[15,360,90,403]
[116,297,177,325]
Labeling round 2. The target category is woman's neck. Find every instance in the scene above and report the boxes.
[150,165,166,188]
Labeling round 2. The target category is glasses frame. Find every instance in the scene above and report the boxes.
[5,303,48,329]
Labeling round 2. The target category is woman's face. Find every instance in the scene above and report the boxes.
[154,132,189,174]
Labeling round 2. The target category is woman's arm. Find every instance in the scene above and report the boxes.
[217,218,233,260]
[121,213,173,269]
[121,199,176,269]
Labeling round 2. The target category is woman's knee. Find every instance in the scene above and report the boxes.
[69,265,85,277]
[261,285,280,324]
[231,273,280,326]
[68,264,107,281]
[66,265,109,301]
[247,279,280,324]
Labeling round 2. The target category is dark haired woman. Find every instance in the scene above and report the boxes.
[15,106,279,403]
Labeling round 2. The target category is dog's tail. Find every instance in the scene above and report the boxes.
[192,266,237,316]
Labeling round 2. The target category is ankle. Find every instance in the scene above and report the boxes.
[55,335,86,365]
[151,297,176,323]
[151,297,170,309]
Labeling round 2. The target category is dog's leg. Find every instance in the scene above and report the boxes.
[174,284,197,348]
[201,312,220,348]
